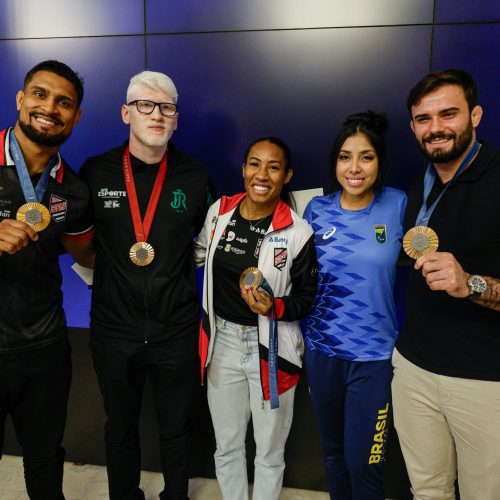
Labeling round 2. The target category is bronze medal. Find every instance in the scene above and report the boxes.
[16,202,50,232]
[129,241,155,266]
[240,267,263,290]
[403,226,439,260]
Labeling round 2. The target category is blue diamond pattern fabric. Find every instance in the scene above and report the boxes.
[303,188,406,361]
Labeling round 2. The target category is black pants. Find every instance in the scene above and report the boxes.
[0,337,71,500]
[91,334,197,500]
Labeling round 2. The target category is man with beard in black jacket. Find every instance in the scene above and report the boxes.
[392,69,500,500]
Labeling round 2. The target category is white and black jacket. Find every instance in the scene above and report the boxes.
[195,193,317,399]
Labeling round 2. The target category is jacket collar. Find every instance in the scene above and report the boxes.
[0,127,64,183]
[219,193,293,231]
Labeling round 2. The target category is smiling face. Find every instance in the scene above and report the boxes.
[410,84,482,166]
[336,132,379,209]
[242,140,293,215]
[122,84,178,153]
[16,70,82,147]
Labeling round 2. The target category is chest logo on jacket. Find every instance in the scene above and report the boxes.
[374,224,387,244]
[274,247,287,270]
[170,188,187,212]
[49,194,67,222]
[322,226,337,240]
[97,187,127,198]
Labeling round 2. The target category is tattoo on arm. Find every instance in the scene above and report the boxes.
[475,277,500,312]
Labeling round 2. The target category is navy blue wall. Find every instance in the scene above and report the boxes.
[2,1,499,494]
[2,0,499,327]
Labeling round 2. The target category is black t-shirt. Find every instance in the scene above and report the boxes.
[396,141,500,380]
[213,205,272,326]
[0,128,92,353]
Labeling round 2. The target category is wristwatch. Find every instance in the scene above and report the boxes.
[466,274,487,299]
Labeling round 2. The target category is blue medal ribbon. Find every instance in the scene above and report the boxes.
[258,277,280,410]
[415,140,480,226]
[9,131,56,204]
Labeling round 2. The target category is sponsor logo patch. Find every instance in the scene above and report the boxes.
[274,247,287,270]
[49,194,67,222]
[104,200,120,208]
[98,187,127,198]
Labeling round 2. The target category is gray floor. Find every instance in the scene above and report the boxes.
[0,455,329,499]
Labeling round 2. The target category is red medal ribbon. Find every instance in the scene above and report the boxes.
[122,146,167,242]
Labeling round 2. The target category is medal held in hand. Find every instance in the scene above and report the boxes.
[239,267,263,290]
[403,226,439,260]
[123,146,167,267]
[16,202,51,232]
[239,266,280,410]
[404,140,480,260]
[10,130,55,233]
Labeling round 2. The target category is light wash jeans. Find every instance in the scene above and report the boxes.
[207,316,296,500]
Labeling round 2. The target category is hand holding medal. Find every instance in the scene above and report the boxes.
[16,202,51,232]
[239,266,280,409]
[404,141,480,260]
[403,225,439,260]
[239,267,273,315]
[10,131,54,233]
[0,218,39,255]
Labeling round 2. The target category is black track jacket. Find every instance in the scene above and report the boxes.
[80,142,215,343]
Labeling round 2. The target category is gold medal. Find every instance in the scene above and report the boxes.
[240,267,263,289]
[129,242,155,266]
[403,226,439,260]
[16,202,51,232]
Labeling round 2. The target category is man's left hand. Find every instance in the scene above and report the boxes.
[415,251,470,298]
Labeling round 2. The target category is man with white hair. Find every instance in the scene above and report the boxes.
[80,71,215,500]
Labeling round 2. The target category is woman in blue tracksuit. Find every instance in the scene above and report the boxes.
[303,111,406,499]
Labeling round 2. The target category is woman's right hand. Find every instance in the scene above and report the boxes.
[241,286,273,316]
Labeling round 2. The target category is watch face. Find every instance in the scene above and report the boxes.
[469,275,487,294]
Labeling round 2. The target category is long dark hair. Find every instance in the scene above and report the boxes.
[328,111,388,194]
[244,136,294,207]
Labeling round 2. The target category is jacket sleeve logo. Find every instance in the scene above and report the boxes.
[274,247,288,270]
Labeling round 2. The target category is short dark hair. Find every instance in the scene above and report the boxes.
[244,136,293,206]
[329,110,388,193]
[24,60,84,106]
[407,68,478,115]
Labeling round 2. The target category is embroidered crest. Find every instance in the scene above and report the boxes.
[374,224,387,244]
[49,194,68,222]
[274,247,287,270]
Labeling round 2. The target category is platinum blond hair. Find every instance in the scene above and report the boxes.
[126,71,178,104]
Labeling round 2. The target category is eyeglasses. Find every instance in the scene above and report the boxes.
[127,100,178,117]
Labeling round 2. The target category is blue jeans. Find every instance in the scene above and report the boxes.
[207,317,296,500]
[305,348,393,500]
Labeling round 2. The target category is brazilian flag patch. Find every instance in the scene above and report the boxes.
[374,224,387,244]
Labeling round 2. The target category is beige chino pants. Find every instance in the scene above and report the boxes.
[391,348,500,500]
